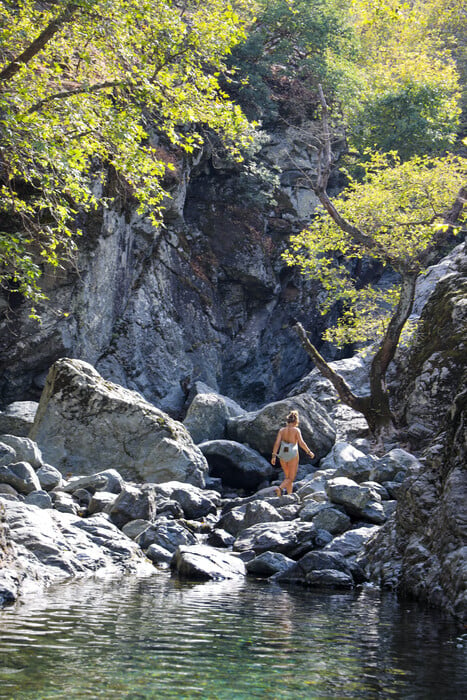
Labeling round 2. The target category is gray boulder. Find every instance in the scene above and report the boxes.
[88,491,118,515]
[0,435,42,468]
[136,518,197,552]
[154,481,218,520]
[233,520,317,558]
[51,491,78,515]
[24,490,53,509]
[183,390,244,443]
[324,526,380,558]
[325,477,385,523]
[217,504,248,536]
[0,441,16,467]
[36,464,63,491]
[246,551,294,577]
[0,401,38,437]
[273,550,354,587]
[242,501,283,530]
[29,358,208,487]
[370,448,420,483]
[320,441,376,483]
[199,440,274,491]
[0,461,41,494]
[226,394,335,460]
[145,544,173,566]
[206,528,235,548]
[108,484,157,529]
[172,544,246,580]
[301,503,351,535]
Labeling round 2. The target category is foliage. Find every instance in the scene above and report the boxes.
[346,0,461,158]
[226,0,357,123]
[0,0,256,314]
[284,152,467,347]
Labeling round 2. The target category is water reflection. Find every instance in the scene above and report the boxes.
[0,572,465,699]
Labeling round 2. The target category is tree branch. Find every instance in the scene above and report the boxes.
[0,3,79,86]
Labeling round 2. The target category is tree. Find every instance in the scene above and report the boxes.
[284,87,466,435]
[0,0,255,315]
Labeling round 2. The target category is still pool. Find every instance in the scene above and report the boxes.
[0,573,465,699]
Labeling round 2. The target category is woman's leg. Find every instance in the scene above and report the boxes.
[279,456,298,495]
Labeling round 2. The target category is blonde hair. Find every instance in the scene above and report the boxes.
[286,410,299,424]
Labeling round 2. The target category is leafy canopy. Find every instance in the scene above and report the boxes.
[283,152,467,347]
[0,0,256,314]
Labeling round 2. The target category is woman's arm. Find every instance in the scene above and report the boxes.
[271,429,283,465]
[297,428,315,459]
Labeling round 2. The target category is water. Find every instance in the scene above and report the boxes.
[0,573,465,699]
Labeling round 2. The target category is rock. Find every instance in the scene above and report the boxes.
[226,393,335,460]
[0,500,152,589]
[0,483,18,497]
[360,481,389,500]
[320,441,376,483]
[122,519,152,540]
[36,464,63,491]
[156,498,184,520]
[183,390,244,443]
[383,481,403,499]
[136,518,197,552]
[206,528,235,548]
[296,469,335,497]
[324,526,380,558]
[30,358,208,487]
[172,544,246,580]
[199,440,274,491]
[0,441,17,467]
[0,435,42,468]
[109,484,157,529]
[370,448,420,483]
[325,477,382,521]
[63,471,124,495]
[242,500,283,530]
[217,505,248,536]
[24,490,53,509]
[51,491,78,515]
[0,570,19,605]
[0,401,38,437]
[273,550,354,588]
[154,481,218,520]
[0,461,41,495]
[233,520,317,558]
[246,551,294,577]
[145,544,173,566]
[88,491,118,515]
[309,505,351,535]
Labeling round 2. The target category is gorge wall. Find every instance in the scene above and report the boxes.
[0,124,346,417]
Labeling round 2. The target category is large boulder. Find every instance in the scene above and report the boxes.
[0,461,41,495]
[183,389,244,444]
[0,435,42,468]
[273,550,355,588]
[325,477,386,524]
[153,481,218,520]
[172,544,246,580]
[199,440,274,491]
[226,394,335,460]
[233,520,317,558]
[29,358,208,486]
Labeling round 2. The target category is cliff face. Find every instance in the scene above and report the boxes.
[364,249,467,620]
[0,124,345,416]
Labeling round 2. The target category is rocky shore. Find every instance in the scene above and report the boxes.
[0,357,421,611]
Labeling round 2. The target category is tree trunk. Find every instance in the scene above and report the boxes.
[0,3,79,86]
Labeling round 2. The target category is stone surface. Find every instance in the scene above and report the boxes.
[0,461,41,495]
[154,481,218,520]
[226,393,336,460]
[108,484,157,529]
[246,551,294,577]
[30,358,208,486]
[325,477,383,521]
[233,520,317,558]
[183,390,244,444]
[273,550,354,588]
[172,544,246,580]
[0,401,38,437]
[199,439,274,491]
[0,435,42,468]
[36,464,63,491]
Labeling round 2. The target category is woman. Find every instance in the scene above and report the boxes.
[271,410,314,496]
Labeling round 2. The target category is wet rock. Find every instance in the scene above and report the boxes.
[246,551,294,577]
[109,484,157,529]
[30,358,208,487]
[226,393,335,461]
[0,570,19,605]
[145,544,173,566]
[199,439,274,491]
[0,461,41,495]
[273,550,354,588]
[183,390,244,443]
[0,401,38,437]
[172,544,246,580]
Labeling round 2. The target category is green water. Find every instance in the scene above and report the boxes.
[0,573,465,699]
